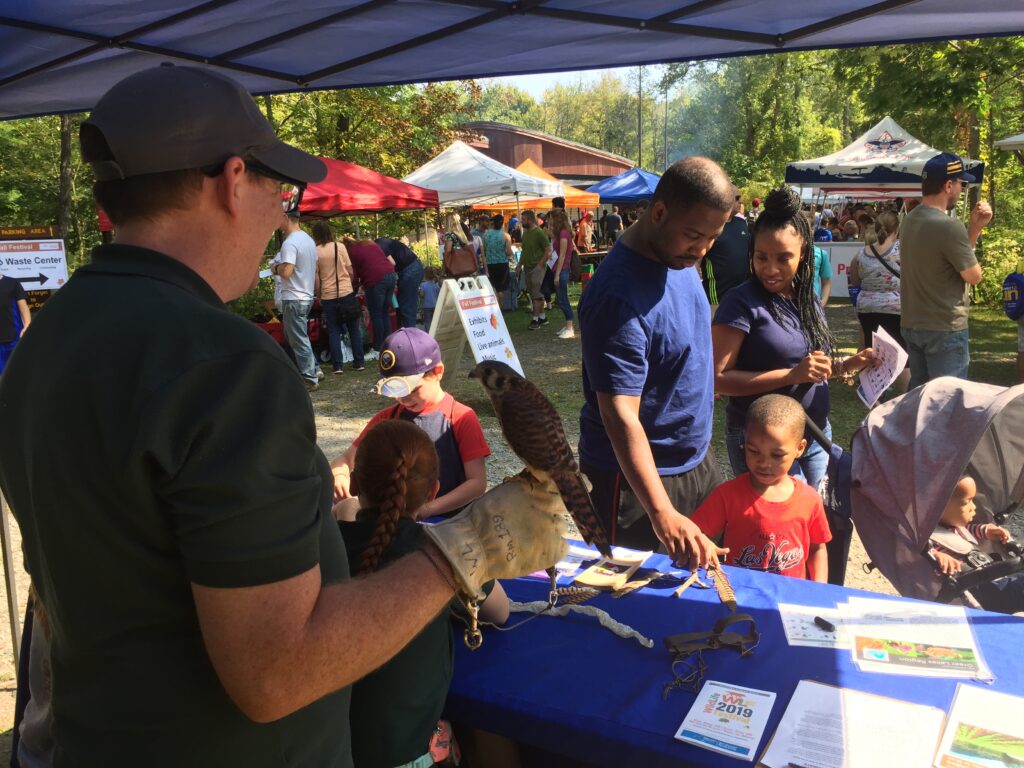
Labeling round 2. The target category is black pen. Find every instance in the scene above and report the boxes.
[813,615,836,633]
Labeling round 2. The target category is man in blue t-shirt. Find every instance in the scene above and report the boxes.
[578,157,733,566]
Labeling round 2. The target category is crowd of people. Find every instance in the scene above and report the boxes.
[0,64,1015,768]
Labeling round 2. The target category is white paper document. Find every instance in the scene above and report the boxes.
[841,597,991,680]
[760,680,945,768]
[778,604,851,649]
[856,325,909,408]
[675,680,776,761]
[933,683,1024,768]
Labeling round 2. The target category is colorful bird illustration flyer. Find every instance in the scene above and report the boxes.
[675,680,776,760]
[933,684,1024,768]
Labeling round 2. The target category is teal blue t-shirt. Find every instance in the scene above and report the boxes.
[813,246,833,298]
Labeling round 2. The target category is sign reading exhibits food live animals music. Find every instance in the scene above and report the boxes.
[0,239,69,289]
[429,276,524,388]
[457,291,522,371]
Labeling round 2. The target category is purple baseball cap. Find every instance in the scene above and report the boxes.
[375,328,442,398]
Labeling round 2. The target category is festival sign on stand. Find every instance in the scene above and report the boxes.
[429,275,523,388]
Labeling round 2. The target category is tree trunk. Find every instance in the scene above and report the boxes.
[262,95,275,128]
[58,115,73,241]
[967,110,981,209]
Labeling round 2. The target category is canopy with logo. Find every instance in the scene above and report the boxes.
[785,116,985,197]
[403,141,562,207]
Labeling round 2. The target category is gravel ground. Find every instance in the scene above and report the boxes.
[0,303,896,756]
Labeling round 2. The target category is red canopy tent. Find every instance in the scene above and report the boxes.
[300,157,438,218]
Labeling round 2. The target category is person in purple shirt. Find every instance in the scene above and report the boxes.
[578,157,733,568]
[711,186,875,584]
[345,238,396,353]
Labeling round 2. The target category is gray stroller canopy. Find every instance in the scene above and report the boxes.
[851,377,1024,601]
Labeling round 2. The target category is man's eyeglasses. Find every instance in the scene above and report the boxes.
[202,157,305,215]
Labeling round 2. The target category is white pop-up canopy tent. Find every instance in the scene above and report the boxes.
[996,133,1024,151]
[403,141,563,207]
[996,132,1024,169]
[785,116,985,198]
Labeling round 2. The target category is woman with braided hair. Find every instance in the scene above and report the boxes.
[340,419,508,768]
[711,187,875,582]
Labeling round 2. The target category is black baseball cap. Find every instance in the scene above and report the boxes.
[921,152,976,184]
[81,65,326,184]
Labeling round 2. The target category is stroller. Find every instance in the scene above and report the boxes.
[837,377,1024,613]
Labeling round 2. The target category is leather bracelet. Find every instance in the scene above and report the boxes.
[832,357,854,384]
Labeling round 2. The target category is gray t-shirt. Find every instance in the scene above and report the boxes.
[899,205,977,332]
[279,229,318,301]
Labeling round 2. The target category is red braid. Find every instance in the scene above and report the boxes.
[352,420,439,575]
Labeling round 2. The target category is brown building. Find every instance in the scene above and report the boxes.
[463,121,633,188]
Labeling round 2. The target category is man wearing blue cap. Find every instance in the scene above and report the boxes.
[900,152,993,388]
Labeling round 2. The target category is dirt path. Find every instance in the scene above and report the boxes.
[0,306,895,758]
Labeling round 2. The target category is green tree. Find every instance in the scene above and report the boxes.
[473,84,544,129]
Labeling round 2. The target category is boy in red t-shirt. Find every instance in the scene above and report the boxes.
[330,328,490,521]
[692,394,831,581]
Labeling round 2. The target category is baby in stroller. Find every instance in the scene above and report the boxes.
[850,377,1024,615]
[927,475,1024,614]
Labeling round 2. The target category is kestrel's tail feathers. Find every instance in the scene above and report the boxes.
[551,468,612,558]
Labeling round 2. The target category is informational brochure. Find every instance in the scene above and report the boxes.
[856,325,909,408]
[759,680,945,768]
[778,603,851,649]
[842,597,991,680]
[933,683,1024,768]
[675,680,776,761]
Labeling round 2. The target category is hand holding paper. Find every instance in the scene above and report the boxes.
[856,326,908,408]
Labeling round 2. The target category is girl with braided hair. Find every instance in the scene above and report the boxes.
[340,419,507,768]
[711,187,876,583]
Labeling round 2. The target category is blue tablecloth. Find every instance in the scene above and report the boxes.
[446,551,1024,767]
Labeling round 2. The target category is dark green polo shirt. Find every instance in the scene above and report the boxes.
[0,245,351,767]
[340,516,453,768]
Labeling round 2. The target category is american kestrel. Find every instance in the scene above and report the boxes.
[469,361,611,557]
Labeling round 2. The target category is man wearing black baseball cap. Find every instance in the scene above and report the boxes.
[900,152,992,388]
[0,66,567,766]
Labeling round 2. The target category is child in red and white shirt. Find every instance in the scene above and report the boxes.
[692,394,831,581]
[330,328,490,521]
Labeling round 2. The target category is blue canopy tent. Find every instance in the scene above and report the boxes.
[586,168,661,204]
[2,2,1024,120]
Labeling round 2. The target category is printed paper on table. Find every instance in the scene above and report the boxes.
[933,683,1024,768]
[675,680,776,761]
[759,680,945,768]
